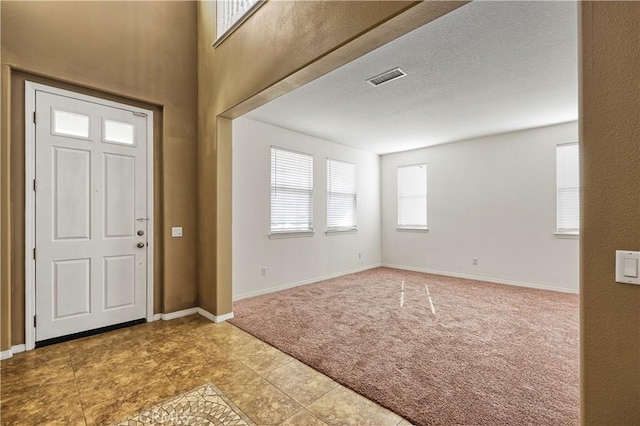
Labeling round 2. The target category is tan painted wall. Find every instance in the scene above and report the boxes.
[580,2,640,424]
[0,1,198,349]
[196,0,467,315]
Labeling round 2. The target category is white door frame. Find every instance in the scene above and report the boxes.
[24,81,155,350]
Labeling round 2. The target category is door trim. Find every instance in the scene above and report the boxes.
[24,81,155,350]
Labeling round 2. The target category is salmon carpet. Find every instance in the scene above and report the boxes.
[230,267,579,425]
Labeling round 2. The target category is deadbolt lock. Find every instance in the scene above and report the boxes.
[137,230,145,236]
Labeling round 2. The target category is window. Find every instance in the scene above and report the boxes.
[397,164,427,230]
[215,0,262,45]
[326,159,357,232]
[270,147,313,235]
[52,110,90,138]
[556,143,579,234]
[103,119,135,145]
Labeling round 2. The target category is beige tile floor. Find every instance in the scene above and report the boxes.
[0,315,409,425]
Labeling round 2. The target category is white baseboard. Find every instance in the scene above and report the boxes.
[12,344,26,354]
[0,344,27,360]
[233,263,382,301]
[197,308,234,323]
[159,307,198,321]
[381,263,579,294]
[154,307,235,324]
[196,307,217,322]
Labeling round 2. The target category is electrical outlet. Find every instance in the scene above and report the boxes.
[261,267,267,276]
[472,257,478,265]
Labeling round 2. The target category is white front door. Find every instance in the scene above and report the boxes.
[34,89,149,342]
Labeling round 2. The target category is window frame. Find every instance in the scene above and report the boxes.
[326,158,358,234]
[555,142,580,238]
[397,163,428,231]
[269,146,314,238]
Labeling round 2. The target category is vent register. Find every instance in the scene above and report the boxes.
[366,67,407,87]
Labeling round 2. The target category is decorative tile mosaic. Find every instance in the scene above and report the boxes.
[114,383,255,426]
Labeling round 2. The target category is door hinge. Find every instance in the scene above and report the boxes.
[33,315,37,327]
[132,111,147,117]
[33,248,36,260]
[33,111,37,124]
[33,179,37,192]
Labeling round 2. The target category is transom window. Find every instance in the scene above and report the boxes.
[52,110,90,139]
[215,0,262,44]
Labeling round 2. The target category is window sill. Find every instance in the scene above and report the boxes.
[325,229,358,235]
[554,232,579,239]
[269,231,314,239]
[396,227,429,233]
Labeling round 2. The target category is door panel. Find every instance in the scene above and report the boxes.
[104,153,136,238]
[53,147,91,241]
[53,259,91,319]
[103,255,136,310]
[35,90,148,342]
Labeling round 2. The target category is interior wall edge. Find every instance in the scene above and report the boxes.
[215,116,233,316]
[0,65,12,352]
[579,2,640,423]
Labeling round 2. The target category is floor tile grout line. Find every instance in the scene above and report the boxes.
[68,345,89,426]
[226,323,353,405]
[250,357,340,412]
[300,381,340,409]
[225,328,345,412]
[301,408,331,426]
[229,347,294,380]
[275,406,306,426]
[227,351,305,425]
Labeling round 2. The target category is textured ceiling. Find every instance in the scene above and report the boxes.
[245,1,578,154]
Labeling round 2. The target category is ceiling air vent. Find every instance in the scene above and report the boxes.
[366,67,407,87]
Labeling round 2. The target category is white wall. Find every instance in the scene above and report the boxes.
[232,117,381,300]
[381,122,579,292]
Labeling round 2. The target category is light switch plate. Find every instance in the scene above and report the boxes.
[171,227,183,238]
[615,250,640,285]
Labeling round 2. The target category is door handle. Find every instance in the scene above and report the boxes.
[137,242,145,248]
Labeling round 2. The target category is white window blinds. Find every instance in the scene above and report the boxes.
[216,0,261,41]
[556,143,579,233]
[327,159,357,232]
[271,147,313,234]
[398,164,427,229]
